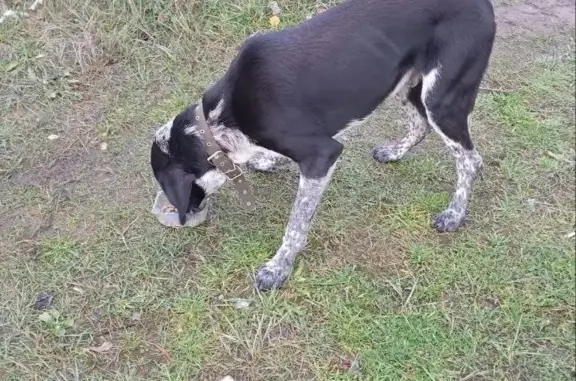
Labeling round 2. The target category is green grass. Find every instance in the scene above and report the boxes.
[1,0,575,380]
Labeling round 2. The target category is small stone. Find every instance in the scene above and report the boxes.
[34,293,55,310]
[47,134,59,141]
[99,142,108,151]
[89,341,113,353]
[233,298,252,309]
[29,0,44,11]
[268,1,281,16]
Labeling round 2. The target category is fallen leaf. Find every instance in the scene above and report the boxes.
[72,286,84,294]
[89,341,113,353]
[269,15,280,27]
[5,61,19,72]
[348,357,361,374]
[54,326,66,337]
[38,312,52,323]
[338,354,361,374]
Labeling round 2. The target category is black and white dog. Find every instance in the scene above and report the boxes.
[151,0,496,290]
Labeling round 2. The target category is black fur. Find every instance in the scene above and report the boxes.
[152,0,495,173]
[150,0,496,288]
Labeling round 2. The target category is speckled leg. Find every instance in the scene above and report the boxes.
[373,81,430,163]
[431,138,483,232]
[372,104,430,163]
[420,68,484,232]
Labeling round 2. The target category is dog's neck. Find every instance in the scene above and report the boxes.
[196,100,259,166]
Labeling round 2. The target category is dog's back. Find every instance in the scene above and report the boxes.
[224,0,495,136]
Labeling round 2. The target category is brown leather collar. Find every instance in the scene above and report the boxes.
[194,104,257,211]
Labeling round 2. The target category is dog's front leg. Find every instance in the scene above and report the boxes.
[255,140,342,291]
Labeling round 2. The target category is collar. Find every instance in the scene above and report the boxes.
[194,104,257,211]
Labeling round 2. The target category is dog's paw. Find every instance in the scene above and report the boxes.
[372,144,404,163]
[255,263,291,291]
[432,209,465,233]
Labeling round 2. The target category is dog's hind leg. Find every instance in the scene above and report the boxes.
[372,81,431,163]
[255,138,343,291]
[418,12,494,233]
[422,65,486,232]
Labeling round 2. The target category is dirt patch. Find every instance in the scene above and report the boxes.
[12,151,114,188]
[495,0,575,39]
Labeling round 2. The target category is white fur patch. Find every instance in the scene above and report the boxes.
[211,123,287,166]
[208,99,224,123]
[192,98,291,191]
[196,170,227,195]
[421,67,441,107]
[184,124,198,135]
[155,118,174,154]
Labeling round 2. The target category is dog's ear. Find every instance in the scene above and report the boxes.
[160,166,196,225]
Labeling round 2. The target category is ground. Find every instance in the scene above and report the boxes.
[0,0,574,380]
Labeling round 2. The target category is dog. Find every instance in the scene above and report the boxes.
[150,0,496,291]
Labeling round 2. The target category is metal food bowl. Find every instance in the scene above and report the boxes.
[151,191,208,228]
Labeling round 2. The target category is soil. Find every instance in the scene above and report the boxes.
[495,0,575,39]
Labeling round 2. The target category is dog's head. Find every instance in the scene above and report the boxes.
[151,104,226,225]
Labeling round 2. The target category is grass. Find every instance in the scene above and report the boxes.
[1,0,575,380]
